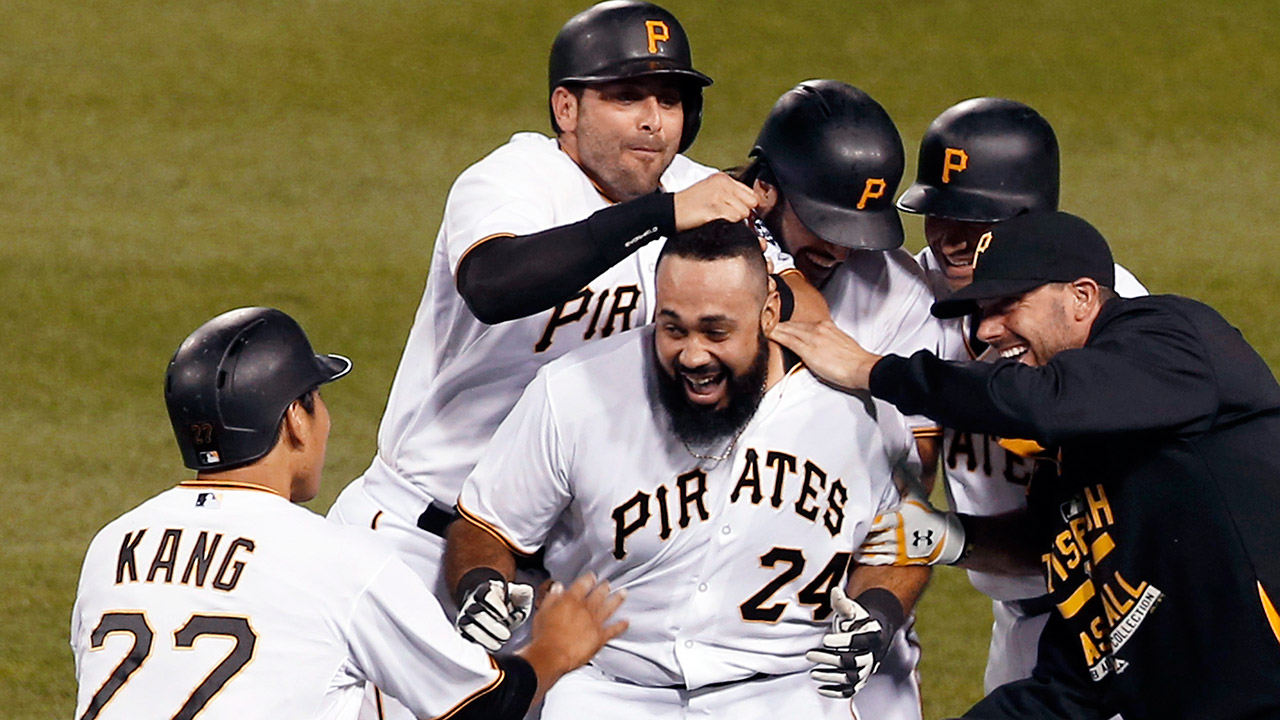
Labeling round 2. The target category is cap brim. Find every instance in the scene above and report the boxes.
[788,192,904,251]
[896,183,1013,223]
[315,354,352,384]
[930,278,1047,319]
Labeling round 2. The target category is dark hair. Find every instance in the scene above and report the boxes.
[657,219,769,281]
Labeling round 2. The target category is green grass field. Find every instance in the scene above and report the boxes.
[4,1,1277,717]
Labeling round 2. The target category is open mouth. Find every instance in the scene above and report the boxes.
[681,369,727,405]
[802,249,840,271]
[998,344,1030,363]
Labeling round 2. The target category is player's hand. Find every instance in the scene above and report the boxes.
[805,587,894,698]
[768,319,880,391]
[455,578,535,652]
[522,573,628,679]
[858,492,966,566]
[673,173,759,231]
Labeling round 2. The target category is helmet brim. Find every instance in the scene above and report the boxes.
[557,57,712,88]
[315,354,352,385]
[788,192,904,251]
[896,183,1023,223]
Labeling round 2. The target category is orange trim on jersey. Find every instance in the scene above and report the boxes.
[912,426,944,439]
[454,232,518,288]
[433,656,505,720]
[455,501,536,558]
[777,267,803,278]
[374,687,385,720]
[1259,582,1280,646]
[371,511,383,531]
[178,480,287,499]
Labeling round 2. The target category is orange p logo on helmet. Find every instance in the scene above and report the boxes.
[942,147,969,184]
[645,20,670,53]
[856,178,887,210]
[972,231,993,268]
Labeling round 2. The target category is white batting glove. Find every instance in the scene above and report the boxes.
[857,493,966,566]
[805,587,896,698]
[455,578,535,652]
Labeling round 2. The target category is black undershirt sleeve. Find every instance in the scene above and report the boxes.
[450,654,539,720]
[456,192,676,325]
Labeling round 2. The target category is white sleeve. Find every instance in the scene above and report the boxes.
[458,368,573,555]
[345,555,503,718]
[442,157,558,274]
[764,238,796,273]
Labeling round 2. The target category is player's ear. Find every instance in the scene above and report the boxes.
[551,86,580,134]
[761,279,781,334]
[281,400,309,451]
[753,178,778,215]
[1069,277,1100,320]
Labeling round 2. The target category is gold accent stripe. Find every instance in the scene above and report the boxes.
[178,480,287,499]
[432,656,505,720]
[454,232,518,287]
[778,267,803,278]
[1090,533,1116,563]
[1259,582,1280,646]
[1057,580,1096,619]
[912,426,944,438]
[455,501,535,557]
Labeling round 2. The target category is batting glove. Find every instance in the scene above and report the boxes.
[857,492,966,566]
[805,587,903,698]
[454,571,535,652]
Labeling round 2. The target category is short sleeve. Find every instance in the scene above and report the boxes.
[441,150,558,274]
[345,555,503,718]
[457,368,573,554]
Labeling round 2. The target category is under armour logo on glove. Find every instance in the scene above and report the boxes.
[911,529,935,548]
[805,587,899,698]
[455,578,535,652]
[856,491,966,566]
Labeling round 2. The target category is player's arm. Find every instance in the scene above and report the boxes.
[457,173,756,324]
[805,564,930,699]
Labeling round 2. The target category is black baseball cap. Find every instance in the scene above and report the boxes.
[931,211,1115,319]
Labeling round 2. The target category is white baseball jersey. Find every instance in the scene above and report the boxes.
[821,248,945,438]
[459,326,912,692]
[353,132,790,518]
[72,482,499,720]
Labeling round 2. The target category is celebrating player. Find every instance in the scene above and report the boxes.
[861,98,1145,692]
[444,220,929,720]
[737,79,943,717]
[70,307,625,720]
[771,211,1280,719]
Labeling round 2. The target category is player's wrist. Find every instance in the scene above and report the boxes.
[853,587,905,643]
[455,566,506,607]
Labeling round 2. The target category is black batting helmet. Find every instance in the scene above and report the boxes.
[549,1,712,152]
[897,97,1059,222]
[749,80,905,250]
[164,307,351,472]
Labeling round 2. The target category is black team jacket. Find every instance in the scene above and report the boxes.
[870,294,1280,719]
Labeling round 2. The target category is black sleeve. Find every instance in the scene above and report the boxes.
[450,654,538,720]
[456,192,676,324]
[868,301,1219,446]
[771,273,795,321]
[958,613,1103,720]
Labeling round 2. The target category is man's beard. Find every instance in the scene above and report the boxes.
[655,331,770,447]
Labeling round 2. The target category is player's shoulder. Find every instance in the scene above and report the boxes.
[659,154,717,192]
[451,132,579,188]
[540,325,650,387]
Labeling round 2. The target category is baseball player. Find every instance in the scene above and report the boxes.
[736,79,947,717]
[858,98,1146,691]
[327,4,804,714]
[444,221,929,720]
[71,307,625,720]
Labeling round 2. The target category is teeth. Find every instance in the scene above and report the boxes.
[1000,346,1027,359]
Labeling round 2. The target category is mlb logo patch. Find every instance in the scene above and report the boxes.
[199,451,221,464]
[195,492,221,509]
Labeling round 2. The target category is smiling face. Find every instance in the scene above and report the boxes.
[925,216,996,292]
[553,76,684,202]
[976,283,1093,366]
[773,199,851,288]
[653,253,777,444]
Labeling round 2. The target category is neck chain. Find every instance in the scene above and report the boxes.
[681,423,748,463]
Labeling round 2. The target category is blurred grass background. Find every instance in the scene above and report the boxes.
[2,1,1276,717]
